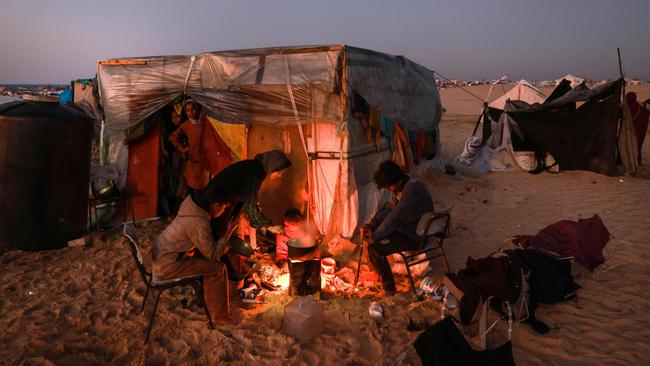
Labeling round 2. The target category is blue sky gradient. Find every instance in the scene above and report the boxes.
[0,0,648,83]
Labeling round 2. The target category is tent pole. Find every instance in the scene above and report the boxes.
[284,56,312,228]
[471,104,486,136]
[340,46,347,124]
[617,48,624,78]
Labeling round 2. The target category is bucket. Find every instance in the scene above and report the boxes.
[321,257,336,275]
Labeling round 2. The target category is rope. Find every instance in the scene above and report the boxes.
[212,329,256,362]
[285,56,312,227]
[433,70,485,102]
[478,319,500,340]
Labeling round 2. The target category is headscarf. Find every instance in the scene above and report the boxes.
[254,150,291,175]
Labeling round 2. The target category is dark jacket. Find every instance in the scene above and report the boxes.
[368,178,433,242]
[414,317,515,366]
[444,253,522,324]
[206,150,291,228]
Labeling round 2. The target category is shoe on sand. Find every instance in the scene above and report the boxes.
[214,315,241,326]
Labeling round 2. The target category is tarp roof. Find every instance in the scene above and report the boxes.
[518,79,620,112]
[97,44,442,135]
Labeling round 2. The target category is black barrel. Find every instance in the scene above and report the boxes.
[0,96,93,251]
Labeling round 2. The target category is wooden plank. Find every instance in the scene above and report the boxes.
[97,59,148,66]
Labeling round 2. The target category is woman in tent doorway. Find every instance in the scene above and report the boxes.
[169,99,211,193]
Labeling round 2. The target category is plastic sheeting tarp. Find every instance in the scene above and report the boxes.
[97,45,442,135]
[98,46,342,133]
[467,113,521,173]
[345,46,442,133]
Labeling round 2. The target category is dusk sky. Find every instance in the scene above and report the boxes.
[0,0,648,84]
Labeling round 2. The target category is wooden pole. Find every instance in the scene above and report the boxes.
[617,47,624,77]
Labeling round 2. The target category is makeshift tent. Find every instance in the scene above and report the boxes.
[554,74,585,88]
[457,80,548,168]
[461,78,633,176]
[488,80,547,110]
[96,45,442,238]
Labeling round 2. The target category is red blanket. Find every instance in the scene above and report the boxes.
[513,215,610,271]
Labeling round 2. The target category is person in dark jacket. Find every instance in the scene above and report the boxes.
[205,150,291,230]
[361,160,434,294]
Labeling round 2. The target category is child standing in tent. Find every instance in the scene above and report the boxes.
[169,99,210,192]
[273,208,319,266]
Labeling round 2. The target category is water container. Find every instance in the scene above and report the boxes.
[0,96,93,251]
[281,296,324,341]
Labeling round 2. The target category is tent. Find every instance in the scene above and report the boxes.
[456,80,547,168]
[459,78,635,176]
[488,80,547,110]
[96,45,443,238]
[554,74,585,88]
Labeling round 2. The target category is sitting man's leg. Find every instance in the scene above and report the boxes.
[163,258,231,324]
[368,233,419,292]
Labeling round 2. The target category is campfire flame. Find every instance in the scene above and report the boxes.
[274,272,290,291]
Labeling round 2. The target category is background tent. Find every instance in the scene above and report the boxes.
[96,45,443,238]
[463,79,630,176]
[488,80,547,110]
[554,74,585,88]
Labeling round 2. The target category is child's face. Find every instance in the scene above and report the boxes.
[171,110,181,126]
[284,220,300,228]
[185,102,198,120]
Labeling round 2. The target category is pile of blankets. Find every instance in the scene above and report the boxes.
[414,215,610,366]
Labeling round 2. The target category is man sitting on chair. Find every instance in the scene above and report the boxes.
[361,160,433,295]
[152,186,239,325]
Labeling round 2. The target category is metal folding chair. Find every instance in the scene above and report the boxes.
[122,224,214,342]
[397,208,452,297]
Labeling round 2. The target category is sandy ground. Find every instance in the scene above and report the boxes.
[1,84,649,365]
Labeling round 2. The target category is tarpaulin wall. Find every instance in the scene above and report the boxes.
[509,79,623,175]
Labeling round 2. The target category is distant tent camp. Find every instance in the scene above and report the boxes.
[96,45,443,238]
[554,74,585,88]
[624,77,642,86]
[458,78,635,176]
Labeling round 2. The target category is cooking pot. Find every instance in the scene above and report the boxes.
[287,237,323,260]
[228,236,254,257]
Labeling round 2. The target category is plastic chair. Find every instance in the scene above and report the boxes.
[397,208,452,297]
[122,224,214,342]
